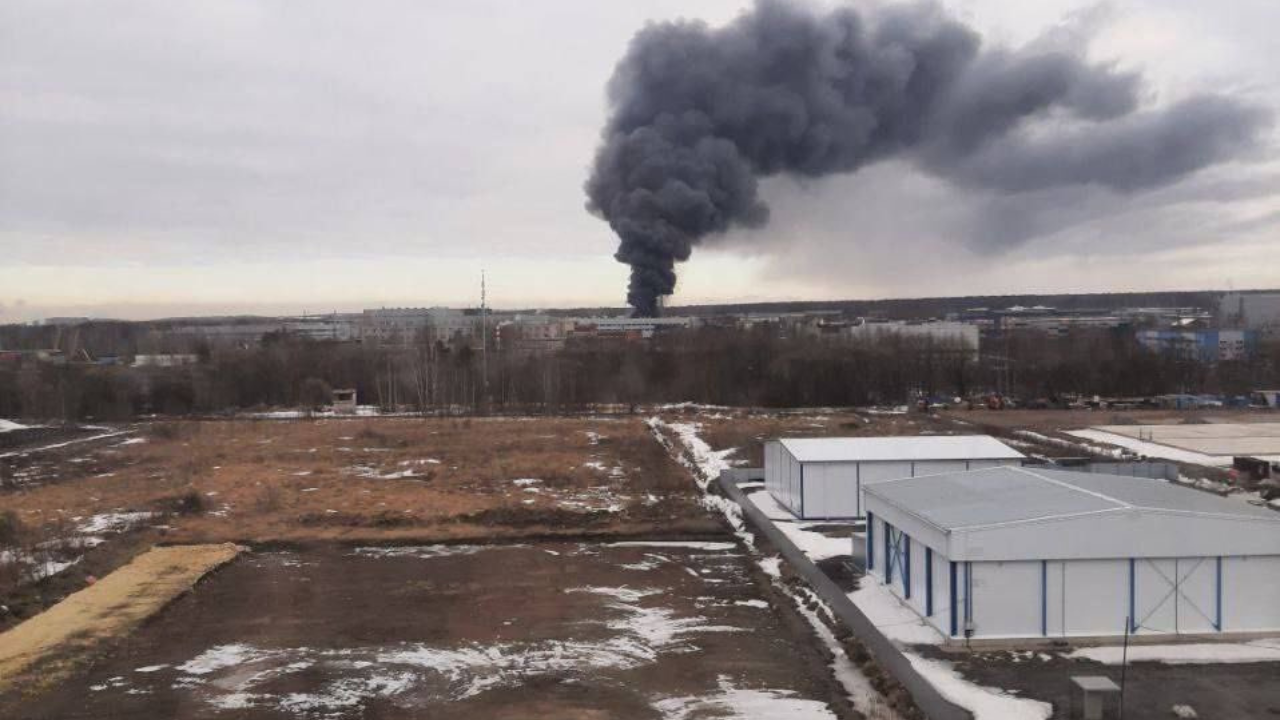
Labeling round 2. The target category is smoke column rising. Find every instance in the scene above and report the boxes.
[585,0,1269,316]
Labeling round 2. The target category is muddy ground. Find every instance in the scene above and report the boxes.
[945,650,1280,720]
[7,542,854,720]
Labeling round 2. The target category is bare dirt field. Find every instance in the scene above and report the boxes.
[5,542,855,720]
[684,408,955,468]
[1,416,717,548]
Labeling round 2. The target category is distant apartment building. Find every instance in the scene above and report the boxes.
[1136,328,1258,363]
[283,315,360,342]
[496,316,570,354]
[840,319,980,356]
[169,315,359,345]
[572,316,698,340]
[359,308,484,347]
[960,306,1130,337]
[133,353,200,368]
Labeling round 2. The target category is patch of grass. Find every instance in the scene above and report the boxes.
[153,490,207,516]
[0,511,25,548]
[146,422,184,441]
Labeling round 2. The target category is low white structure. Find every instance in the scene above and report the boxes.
[764,435,1023,519]
[863,466,1280,641]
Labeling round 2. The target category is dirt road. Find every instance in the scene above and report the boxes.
[0,544,240,695]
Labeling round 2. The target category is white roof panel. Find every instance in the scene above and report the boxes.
[864,466,1280,530]
[779,435,1024,463]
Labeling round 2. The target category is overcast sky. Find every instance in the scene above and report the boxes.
[1,0,1277,321]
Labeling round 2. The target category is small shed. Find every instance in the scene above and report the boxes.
[764,435,1024,519]
[331,388,358,414]
[863,466,1280,641]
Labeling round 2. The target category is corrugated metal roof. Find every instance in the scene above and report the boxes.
[778,435,1024,463]
[864,466,1280,530]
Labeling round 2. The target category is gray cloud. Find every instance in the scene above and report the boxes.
[586,0,1271,315]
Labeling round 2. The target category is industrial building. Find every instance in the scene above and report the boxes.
[764,435,1024,519]
[1136,328,1258,363]
[863,466,1280,641]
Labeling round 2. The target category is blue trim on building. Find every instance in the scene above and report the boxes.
[949,561,958,637]
[925,547,933,616]
[884,522,895,585]
[866,512,874,571]
[1215,556,1223,631]
[964,561,972,635]
[903,535,912,599]
[1040,560,1048,636]
[1128,558,1137,633]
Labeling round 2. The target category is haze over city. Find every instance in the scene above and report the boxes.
[2,0,1278,321]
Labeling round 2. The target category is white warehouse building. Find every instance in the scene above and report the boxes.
[764,436,1024,519]
[863,466,1280,642]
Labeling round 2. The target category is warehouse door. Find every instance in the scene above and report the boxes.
[1133,558,1218,635]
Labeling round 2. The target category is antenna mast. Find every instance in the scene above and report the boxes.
[481,269,488,409]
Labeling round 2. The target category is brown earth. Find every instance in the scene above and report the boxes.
[935,648,1280,720]
[687,409,958,468]
[5,543,859,720]
[1,417,717,548]
[0,544,240,697]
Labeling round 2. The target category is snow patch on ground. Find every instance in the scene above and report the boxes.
[847,580,946,645]
[786,585,901,719]
[1069,638,1280,665]
[1066,429,1229,467]
[0,419,35,432]
[164,576,757,717]
[746,492,853,561]
[179,644,272,675]
[608,541,737,551]
[656,675,840,720]
[0,430,132,459]
[347,465,423,480]
[907,654,1052,720]
[1013,430,1129,459]
[352,545,503,559]
[77,511,156,534]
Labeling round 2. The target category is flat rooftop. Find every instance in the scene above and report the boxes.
[779,435,1024,463]
[864,466,1280,530]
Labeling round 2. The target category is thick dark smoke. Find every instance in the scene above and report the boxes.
[585,0,1270,316]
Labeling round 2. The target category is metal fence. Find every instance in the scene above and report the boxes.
[718,471,972,720]
[1065,461,1179,481]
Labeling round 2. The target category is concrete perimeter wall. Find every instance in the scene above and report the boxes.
[719,472,972,720]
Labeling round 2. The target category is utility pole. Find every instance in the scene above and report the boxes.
[481,269,489,412]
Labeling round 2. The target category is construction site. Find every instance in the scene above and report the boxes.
[0,404,1277,720]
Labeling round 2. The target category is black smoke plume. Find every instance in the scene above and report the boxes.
[586,0,1269,317]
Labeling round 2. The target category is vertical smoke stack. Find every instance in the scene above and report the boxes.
[586,0,1268,316]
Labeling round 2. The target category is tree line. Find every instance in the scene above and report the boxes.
[0,326,1276,421]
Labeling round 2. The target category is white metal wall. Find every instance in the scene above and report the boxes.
[764,441,804,516]
[800,462,861,518]
[866,507,1280,639]
[1223,555,1280,631]
[799,457,1021,520]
